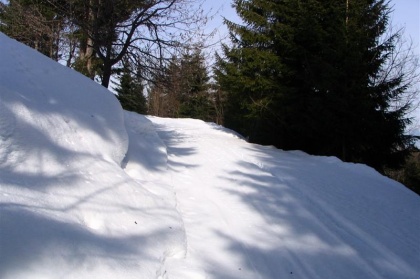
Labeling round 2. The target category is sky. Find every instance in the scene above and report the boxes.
[392,1,419,55]
[204,0,419,54]
[390,0,420,132]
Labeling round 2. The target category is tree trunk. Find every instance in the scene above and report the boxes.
[78,35,95,80]
[101,61,112,88]
[346,0,349,26]
[85,36,95,79]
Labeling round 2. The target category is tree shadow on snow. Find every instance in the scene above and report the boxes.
[0,108,182,277]
[211,145,420,279]
[0,102,121,191]
[0,205,170,278]
[152,123,200,170]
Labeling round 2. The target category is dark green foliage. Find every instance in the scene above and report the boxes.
[386,150,420,195]
[115,62,147,114]
[148,48,215,122]
[215,0,415,171]
[178,94,215,121]
[177,50,213,121]
[73,54,104,80]
[403,152,420,194]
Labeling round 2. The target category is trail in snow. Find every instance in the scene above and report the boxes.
[122,112,188,278]
[146,116,420,279]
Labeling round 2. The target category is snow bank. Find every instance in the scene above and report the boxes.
[0,33,184,279]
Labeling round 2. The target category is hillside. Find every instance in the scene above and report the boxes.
[0,32,419,279]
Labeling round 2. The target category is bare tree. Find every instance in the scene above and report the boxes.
[51,0,208,88]
[375,26,420,114]
[0,0,64,60]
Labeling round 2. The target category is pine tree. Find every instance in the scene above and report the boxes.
[115,62,147,114]
[148,48,214,121]
[178,49,213,121]
[215,0,291,145]
[147,56,182,118]
[386,151,420,195]
[215,0,415,171]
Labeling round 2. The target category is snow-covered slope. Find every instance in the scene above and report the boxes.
[0,33,185,279]
[1,33,419,279]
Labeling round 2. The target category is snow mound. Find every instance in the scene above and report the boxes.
[0,33,185,279]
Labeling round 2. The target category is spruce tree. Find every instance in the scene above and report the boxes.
[148,56,183,118]
[148,48,214,121]
[178,49,213,121]
[115,62,147,114]
[215,0,415,170]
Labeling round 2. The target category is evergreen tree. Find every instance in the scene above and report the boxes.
[178,49,213,121]
[115,62,147,114]
[215,0,415,171]
[147,56,182,118]
[148,48,214,121]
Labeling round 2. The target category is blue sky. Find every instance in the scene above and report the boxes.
[205,0,419,54]
[391,0,419,55]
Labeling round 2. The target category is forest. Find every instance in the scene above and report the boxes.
[0,0,419,193]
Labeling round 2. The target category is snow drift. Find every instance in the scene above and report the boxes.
[0,32,185,279]
[0,32,419,279]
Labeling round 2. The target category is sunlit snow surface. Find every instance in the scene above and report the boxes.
[1,32,419,279]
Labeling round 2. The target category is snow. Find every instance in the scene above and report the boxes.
[1,32,419,279]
